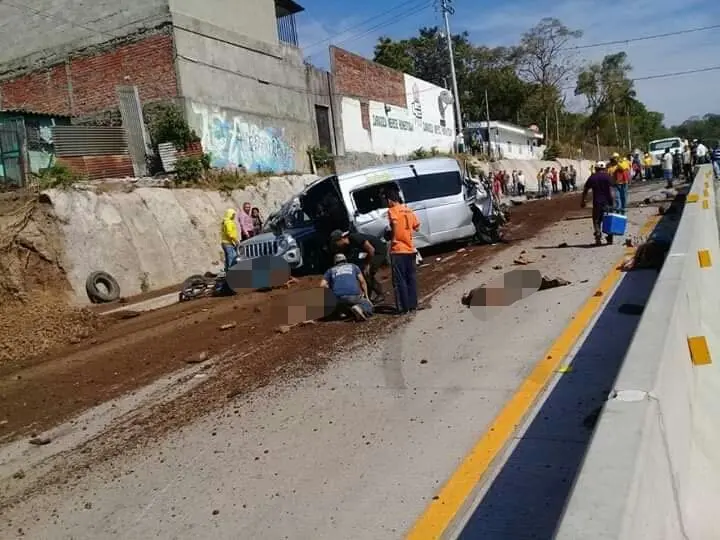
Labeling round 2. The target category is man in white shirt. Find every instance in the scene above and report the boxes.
[695,141,708,164]
[662,149,674,188]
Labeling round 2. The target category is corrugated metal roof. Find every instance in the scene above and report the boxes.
[53,126,128,157]
[158,142,178,172]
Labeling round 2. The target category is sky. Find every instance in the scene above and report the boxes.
[295,0,720,127]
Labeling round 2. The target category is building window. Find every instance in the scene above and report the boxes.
[360,102,370,131]
[275,0,304,47]
[506,141,513,153]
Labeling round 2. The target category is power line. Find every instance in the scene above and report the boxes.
[565,23,720,51]
[302,0,428,52]
[306,0,434,56]
[562,65,720,91]
[332,1,433,48]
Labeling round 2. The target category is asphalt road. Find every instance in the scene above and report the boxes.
[2,182,672,540]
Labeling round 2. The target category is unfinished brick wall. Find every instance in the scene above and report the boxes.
[330,46,406,108]
[0,32,178,119]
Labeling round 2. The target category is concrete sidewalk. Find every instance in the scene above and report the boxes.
[2,186,667,540]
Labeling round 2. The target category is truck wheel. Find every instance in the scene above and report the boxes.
[86,271,121,303]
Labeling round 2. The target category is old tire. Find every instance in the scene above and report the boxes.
[86,271,121,303]
[179,274,208,302]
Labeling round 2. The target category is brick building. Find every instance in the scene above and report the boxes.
[329,46,456,158]
[0,0,334,176]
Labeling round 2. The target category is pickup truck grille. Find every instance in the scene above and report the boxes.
[241,239,279,259]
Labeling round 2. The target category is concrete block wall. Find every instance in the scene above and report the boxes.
[555,165,720,540]
[172,12,320,173]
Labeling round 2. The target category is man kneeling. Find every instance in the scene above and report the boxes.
[320,253,373,321]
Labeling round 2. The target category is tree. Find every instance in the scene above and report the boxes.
[515,18,583,142]
[672,114,720,142]
[373,29,533,126]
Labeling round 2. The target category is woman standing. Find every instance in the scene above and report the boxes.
[251,207,263,236]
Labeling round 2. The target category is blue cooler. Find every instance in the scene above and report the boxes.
[602,212,627,236]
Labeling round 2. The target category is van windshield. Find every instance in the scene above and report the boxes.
[264,199,313,232]
[649,140,681,152]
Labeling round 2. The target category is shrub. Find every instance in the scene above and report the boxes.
[34,163,86,189]
[308,146,334,169]
[543,143,561,161]
[148,104,200,150]
[174,156,204,183]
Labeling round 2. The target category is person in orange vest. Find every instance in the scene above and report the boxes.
[384,189,421,314]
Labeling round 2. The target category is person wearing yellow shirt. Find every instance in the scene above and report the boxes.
[220,208,239,271]
[643,153,653,181]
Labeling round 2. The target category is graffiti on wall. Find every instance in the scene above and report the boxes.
[190,102,295,172]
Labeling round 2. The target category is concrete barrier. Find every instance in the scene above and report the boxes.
[555,165,720,539]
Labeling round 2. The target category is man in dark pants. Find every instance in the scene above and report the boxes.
[385,190,421,314]
[581,161,615,246]
[329,229,386,302]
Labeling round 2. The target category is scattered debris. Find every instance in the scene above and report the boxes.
[212,509,220,516]
[624,238,633,247]
[84,502,93,510]
[12,470,25,480]
[513,255,533,265]
[457,248,466,253]
[276,325,292,334]
[539,276,571,291]
[492,265,503,270]
[28,436,51,446]
[420,359,428,365]
[593,291,603,297]
[219,323,236,331]
[557,242,569,248]
[186,351,208,364]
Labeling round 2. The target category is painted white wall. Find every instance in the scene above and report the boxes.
[483,130,544,160]
[340,74,456,156]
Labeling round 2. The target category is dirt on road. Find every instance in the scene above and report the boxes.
[0,194,583,450]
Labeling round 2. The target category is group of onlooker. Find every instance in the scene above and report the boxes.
[491,169,526,197]
[537,166,578,199]
[219,202,265,271]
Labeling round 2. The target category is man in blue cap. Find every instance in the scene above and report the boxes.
[320,253,373,321]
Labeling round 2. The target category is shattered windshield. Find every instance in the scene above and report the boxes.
[263,197,313,232]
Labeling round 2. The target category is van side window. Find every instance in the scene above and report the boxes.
[398,171,462,202]
[352,181,395,214]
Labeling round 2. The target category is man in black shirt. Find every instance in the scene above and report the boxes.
[581,161,615,246]
[330,229,387,302]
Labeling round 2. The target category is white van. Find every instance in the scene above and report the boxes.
[238,157,478,272]
[648,137,683,166]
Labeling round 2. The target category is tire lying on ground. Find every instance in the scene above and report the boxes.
[86,271,121,303]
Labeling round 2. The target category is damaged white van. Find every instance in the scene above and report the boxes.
[237,157,504,273]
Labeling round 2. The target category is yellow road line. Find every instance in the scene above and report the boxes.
[405,215,660,540]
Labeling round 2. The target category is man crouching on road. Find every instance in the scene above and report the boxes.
[581,161,615,246]
[320,253,373,321]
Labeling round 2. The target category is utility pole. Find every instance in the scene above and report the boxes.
[440,0,463,150]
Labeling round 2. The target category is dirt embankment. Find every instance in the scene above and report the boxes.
[0,192,109,364]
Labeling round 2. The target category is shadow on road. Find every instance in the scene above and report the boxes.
[456,200,683,540]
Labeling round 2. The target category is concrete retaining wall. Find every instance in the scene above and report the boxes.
[555,165,720,539]
[44,175,318,303]
[44,158,597,304]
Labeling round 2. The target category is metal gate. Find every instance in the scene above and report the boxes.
[0,118,26,188]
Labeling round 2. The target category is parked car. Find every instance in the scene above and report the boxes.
[236,157,494,273]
